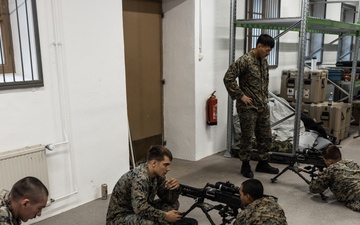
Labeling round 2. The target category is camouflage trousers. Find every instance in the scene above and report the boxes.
[121,200,179,225]
[345,195,360,212]
[236,106,272,161]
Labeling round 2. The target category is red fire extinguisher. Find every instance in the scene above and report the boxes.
[206,91,217,125]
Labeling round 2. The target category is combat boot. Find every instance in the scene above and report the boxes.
[241,160,254,178]
[255,161,279,174]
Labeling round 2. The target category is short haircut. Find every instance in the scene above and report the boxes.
[146,145,173,162]
[322,145,342,161]
[241,178,263,200]
[10,176,49,203]
[256,34,275,49]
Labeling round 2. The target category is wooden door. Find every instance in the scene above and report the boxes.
[122,0,163,163]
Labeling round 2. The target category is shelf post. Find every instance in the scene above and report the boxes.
[224,0,237,156]
[292,0,309,155]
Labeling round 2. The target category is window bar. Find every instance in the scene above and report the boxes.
[15,0,25,81]
[32,0,43,83]
[24,0,34,80]
[0,1,5,82]
[0,37,5,82]
[5,0,15,82]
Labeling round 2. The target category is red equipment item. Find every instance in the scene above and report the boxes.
[206,91,217,125]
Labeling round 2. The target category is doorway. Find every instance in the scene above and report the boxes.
[122,0,163,163]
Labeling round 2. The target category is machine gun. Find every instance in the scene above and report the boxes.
[269,148,328,200]
[180,181,241,225]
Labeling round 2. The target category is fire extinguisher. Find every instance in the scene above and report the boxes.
[206,91,217,125]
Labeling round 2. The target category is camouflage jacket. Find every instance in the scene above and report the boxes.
[223,50,269,110]
[0,190,21,225]
[233,196,287,225]
[106,163,180,224]
[309,159,360,202]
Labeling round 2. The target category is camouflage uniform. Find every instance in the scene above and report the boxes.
[233,196,287,225]
[224,50,272,161]
[0,190,21,225]
[106,163,181,225]
[309,159,360,212]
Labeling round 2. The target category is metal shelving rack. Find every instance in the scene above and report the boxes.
[226,0,360,155]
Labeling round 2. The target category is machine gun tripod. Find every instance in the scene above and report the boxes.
[269,150,328,200]
[180,182,241,225]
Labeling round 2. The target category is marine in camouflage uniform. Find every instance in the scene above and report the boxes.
[223,34,279,178]
[309,159,360,212]
[234,179,287,225]
[0,177,48,225]
[0,190,21,225]
[106,163,180,225]
[234,196,287,225]
[106,145,197,225]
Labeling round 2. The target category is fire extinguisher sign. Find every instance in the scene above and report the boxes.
[206,91,217,125]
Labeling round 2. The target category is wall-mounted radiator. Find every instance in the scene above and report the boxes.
[0,144,49,191]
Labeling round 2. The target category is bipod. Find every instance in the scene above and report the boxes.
[182,197,217,225]
[182,198,235,225]
[270,160,310,185]
[217,205,237,225]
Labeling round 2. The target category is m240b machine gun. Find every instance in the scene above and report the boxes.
[180,181,241,225]
[269,148,328,200]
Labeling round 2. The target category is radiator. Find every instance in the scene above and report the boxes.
[0,144,49,191]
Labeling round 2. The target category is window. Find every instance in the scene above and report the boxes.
[305,0,326,64]
[338,3,356,62]
[0,0,43,90]
[245,0,280,67]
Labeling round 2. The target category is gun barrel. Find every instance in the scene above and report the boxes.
[180,184,205,200]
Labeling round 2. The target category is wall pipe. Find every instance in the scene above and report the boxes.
[48,0,78,201]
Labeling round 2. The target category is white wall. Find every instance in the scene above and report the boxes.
[193,0,231,159]
[163,0,196,160]
[0,0,129,222]
[163,0,233,161]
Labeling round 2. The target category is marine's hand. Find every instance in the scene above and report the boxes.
[165,178,180,190]
[241,95,253,105]
[165,210,183,222]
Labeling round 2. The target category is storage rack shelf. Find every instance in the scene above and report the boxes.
[235,16,360,36]
[226,0,360,156]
